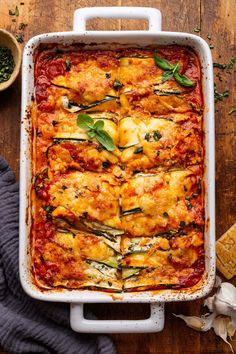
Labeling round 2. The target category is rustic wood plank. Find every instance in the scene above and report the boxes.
[200,0,236,352]
[200,0,236,238]
[0,0,235,354]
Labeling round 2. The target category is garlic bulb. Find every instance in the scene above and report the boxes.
[173,280,236,353]
[204,282,236,325]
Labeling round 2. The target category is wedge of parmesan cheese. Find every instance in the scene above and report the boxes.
[216,222,236,279]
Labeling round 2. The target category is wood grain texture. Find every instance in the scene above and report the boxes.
[0,0,235,353]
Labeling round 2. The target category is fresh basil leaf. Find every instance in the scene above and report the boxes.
[172,63,180,74]
[95,130,115,151]
[77,114,94,131]
[173,71,194,87]
[153,53,174,71]
[87,131,96,139]
[93,120,105,131]
[162,71,173,82]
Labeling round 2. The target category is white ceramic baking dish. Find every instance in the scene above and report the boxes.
[20,7,215,333]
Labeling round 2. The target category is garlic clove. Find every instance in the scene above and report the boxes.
[173,282,236,351]
[213,316,234,353]
[173,314,204,331]
[226,318,236,339]
[231,311,236,328]
[204,295,215,312]
[173,313,216,332]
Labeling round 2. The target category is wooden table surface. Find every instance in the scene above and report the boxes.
[0,0,235,353]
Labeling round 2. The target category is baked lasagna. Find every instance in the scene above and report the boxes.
[32,45,204,292]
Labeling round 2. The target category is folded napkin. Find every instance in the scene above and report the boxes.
[0,156,116,354]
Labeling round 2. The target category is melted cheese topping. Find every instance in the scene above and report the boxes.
[32,46,204,292]
[121,170,203,236]
[49,172,121,229]
[52,57,119,103]
[119,116,202,170]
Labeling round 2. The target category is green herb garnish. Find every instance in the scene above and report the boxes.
[214,85,229,103]
[186,201,193,210]
[19,22,27,30]
[216,72,223,81]
[194,26,201,33]
[173,69,194,87]
[77,114,115,151]
[207,34,212,40]
[15,33,24,43]
[113,79,123,90]
[154,54,173,71]
[162,70,174,82]
[42,205,54,213]
[229,108,236,115]
[213,63,226,69]
[0,47,15,83]
[153,131,162,141]
[9,6,19,16]
[65,59,71,71]
[153,53,195,87]
[226,58,236,73]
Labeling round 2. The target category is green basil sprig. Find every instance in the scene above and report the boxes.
[153,53,195,87]
[77,114,115,151]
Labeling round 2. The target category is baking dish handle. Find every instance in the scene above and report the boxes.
[73,7,162,32]
[70,302,164,333]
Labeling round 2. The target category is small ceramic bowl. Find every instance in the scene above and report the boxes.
[0,29,21,91]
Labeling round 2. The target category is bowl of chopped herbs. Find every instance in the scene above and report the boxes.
[0,29,21,91]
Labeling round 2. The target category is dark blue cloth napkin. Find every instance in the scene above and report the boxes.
[0,156,116,354]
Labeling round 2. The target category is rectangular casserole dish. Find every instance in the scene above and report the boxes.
[20,7,215,333]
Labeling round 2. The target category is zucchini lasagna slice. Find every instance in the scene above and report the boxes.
[33,226,122,290]
[35,49,120,112]
[52,112,118,143]
[120,91,198,116]
[119,46,202,115]
[122,229,204,290]
[121,167,204,237]
[119,114,202,170]
[46,171,122,232]
[47,112,119,174]
[47,140,119,174]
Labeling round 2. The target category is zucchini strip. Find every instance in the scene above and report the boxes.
[122,268,141,279]
[52,217,124,241]
[86,261,119,278]
[154,89,182,96]
[61,95,118,113]
[121,207,142,217]
[87,258,120,269]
